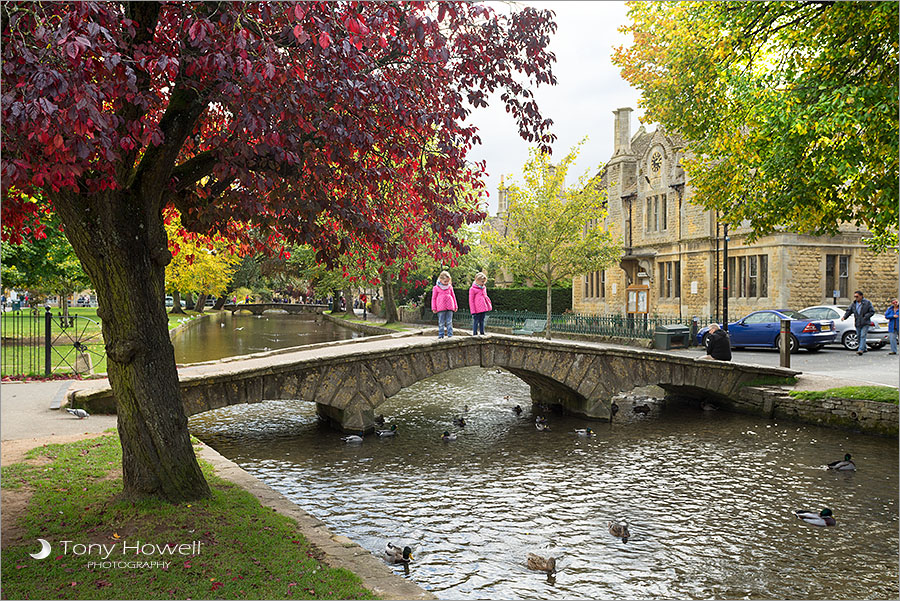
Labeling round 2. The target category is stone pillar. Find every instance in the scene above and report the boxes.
[316,402,376,435]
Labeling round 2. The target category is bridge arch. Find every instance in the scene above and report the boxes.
[69,334,799,435]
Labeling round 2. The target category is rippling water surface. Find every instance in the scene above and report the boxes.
[190,367,898,600]
[171,311,361,364]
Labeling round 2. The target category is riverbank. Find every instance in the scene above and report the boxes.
[0,430,434,600]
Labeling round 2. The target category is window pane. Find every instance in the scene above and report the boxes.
[825,255,835,294]
[748,256,757,297]
[659,264,665,296]
[674,261,680,297]
[661,196,667,230]
[839,256,849,297]
[740,257,747,297]
[728,257,736,298]
[759,255,767,297]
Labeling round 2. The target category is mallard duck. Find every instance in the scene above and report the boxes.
[341,435,363,444]
[535,415,547,425]
[453,416,466,427]
[700,401,718,411]
[608,520,630,542]
[795,508,836,527]
[384,543,413,564]
[574,428,594,437]
[633,404,651,415]
[526,553,556,574]
[513,405,523,416]
[441,430,457,441]
[535,422,551,432]
[376,424,398,437]
[374,414,386,426]
[827,454,856,471]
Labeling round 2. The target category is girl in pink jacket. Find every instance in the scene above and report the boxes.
[468,272,492,335]
[431,270,458,338]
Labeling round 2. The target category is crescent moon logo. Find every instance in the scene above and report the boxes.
[30,538,51,560]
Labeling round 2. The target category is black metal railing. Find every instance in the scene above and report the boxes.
[1,307,106,377]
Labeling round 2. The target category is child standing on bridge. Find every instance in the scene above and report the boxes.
[468,272,492,336]
[432,271,458,339]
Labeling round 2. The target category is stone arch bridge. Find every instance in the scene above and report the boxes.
[70,332,798,434]
[223,302,328,315]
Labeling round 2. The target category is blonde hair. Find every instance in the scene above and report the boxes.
[474,272,487,283]
[438,270,451,282]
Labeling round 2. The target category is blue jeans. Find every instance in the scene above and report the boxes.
[437,310,454,338]
[890,331,897,353]
[472,312,486,335]
[857,324,870,351]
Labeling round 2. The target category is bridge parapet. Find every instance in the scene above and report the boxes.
[69,334,800,435]
[223,303,328,316]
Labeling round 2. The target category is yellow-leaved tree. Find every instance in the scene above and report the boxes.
[164,213,241,314]
[483,140,622,339]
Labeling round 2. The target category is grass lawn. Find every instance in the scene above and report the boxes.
[326,312,413,332]
[789,385,899,403]
[1,433,378,600]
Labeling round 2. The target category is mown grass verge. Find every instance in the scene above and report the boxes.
[789,385,899,403]
[1,433,378,600]
[326,312,412,331]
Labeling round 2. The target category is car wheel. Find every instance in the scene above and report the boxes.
[702,333,711,351]
[775,333,799,354]
[806,344,824,352]
[842,330,859,351]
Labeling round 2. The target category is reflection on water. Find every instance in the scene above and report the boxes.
[190,367,899,600]
[171,311,361,364]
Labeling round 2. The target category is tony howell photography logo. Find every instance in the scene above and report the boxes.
[30,538,203,569]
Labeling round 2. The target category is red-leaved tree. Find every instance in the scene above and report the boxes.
[1,2,557,501]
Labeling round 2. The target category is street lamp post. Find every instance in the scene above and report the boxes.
[722,221,729,331]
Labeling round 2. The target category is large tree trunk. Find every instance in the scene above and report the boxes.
[194,293,207,314]
[169,290,185,314]
[213,295,227,310]
[382,275,399,324]
[55,191,210,502]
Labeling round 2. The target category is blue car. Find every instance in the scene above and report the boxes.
[696,309,837,353]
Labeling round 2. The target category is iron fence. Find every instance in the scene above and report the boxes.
[1,307,106,377]
[422,309,718,340]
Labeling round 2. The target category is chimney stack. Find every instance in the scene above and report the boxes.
[613,107,633,156]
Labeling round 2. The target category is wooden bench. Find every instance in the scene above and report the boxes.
[512,319,547,336]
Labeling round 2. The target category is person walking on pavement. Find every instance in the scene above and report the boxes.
[431,271,458,339]
[885,298,899,355]
[468,272,492,336]
[842,290,875,355]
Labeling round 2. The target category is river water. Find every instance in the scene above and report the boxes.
[171,311,362,364]
[189,365,899,600]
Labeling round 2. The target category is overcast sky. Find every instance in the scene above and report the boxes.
[466,1,647,215]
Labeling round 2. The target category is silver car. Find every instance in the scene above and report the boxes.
[800,305,889,351]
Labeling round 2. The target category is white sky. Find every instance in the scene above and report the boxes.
[466,1,647,215]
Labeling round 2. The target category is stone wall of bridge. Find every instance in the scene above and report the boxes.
[70,333,801,435]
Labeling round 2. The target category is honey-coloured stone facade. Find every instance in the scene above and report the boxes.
[571,107,899,319]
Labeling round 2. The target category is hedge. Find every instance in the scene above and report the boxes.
[423,286,572,315]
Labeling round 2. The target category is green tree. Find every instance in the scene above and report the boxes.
[1,209,91,317]
[484,141,622,338]
[615,1,898,249]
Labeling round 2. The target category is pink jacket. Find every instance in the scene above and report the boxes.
[431,282,458,312]
[468,284,492,314]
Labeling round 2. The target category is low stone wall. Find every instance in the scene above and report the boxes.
[732,386,898,436]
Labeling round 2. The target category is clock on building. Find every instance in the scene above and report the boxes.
[650,151,662,173]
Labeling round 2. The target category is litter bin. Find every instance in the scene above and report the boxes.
[654,324,690,350]
[11,300,21,311]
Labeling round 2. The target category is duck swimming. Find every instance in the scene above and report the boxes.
[384,543,413,564]
[827,453,856,471]
[526,553,556,574]
[795,508,836,527]
[535,422,551,432]
[376,424,398,437]
[341,435,363,444]
[513,405,523,416]
[574,428,594,437]
[608,520,630,542]
[453,416,467,427]
[441,431,457,441]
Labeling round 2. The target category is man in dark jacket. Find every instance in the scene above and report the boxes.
[702,323,732,361]
[842,290,875,355]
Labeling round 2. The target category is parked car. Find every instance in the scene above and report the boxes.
[696,309,837,353]
[164,295,186,308]
[800,304,889,351]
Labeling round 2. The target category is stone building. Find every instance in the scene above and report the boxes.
[573,107,898,320]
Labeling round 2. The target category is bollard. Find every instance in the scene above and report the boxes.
[44,306,52,375]
[780,318,791,368]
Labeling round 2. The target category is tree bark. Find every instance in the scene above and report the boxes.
[54,190,210,502]
[213,295,227,310]
[169,290,185,314]
[545,279,553,340]
[194,293,207,314]
[382,275,399,324]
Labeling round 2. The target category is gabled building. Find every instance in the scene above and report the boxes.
[573,107,897,320]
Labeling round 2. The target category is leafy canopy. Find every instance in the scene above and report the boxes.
[615,1,898,249]
[164,211,240,299]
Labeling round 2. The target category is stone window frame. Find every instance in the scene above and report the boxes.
[643,194,668,233]
[727,254,769,299]
[583,269,606,299]
[825,254,849,300]
[657,260,681,298]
